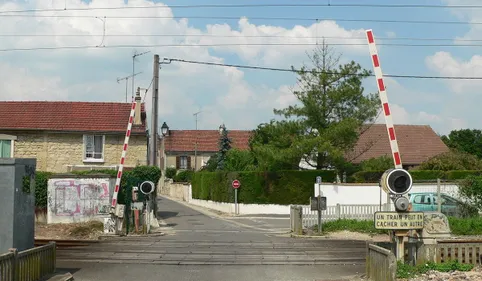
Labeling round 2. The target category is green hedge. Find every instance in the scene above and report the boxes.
[192,170,336,205]
[351,170,482,183]
[34,166,161,208]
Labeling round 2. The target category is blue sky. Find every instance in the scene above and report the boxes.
[0,0,481,135]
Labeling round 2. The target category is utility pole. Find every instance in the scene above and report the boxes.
[149,54,160,167]
[193,111,202,171]
[117,72,142,102]
[132,50,151,102]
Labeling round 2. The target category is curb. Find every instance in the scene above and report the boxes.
[45,272,74,281]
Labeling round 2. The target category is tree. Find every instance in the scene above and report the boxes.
[216,124,232,170]
[251,42,380,171]
[359,155,393,171]
[224,149,256,171]
[442,129,482,159]
[415,150,482,171]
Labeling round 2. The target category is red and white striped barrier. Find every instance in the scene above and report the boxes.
[366,29,403,169]
[111,102,137,209]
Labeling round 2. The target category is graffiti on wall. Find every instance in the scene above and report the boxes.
[48,179,111,217]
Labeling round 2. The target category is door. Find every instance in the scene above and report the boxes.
[411,194,434,212]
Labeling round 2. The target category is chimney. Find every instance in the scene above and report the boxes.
[134,87,142,125]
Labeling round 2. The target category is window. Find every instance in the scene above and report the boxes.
[0,140,12,158]
[83,135,105,162]
[176,155,191,170]
[0,134,16,158]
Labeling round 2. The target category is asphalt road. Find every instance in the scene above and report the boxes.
[56,197,366,281]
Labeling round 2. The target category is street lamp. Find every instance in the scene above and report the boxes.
[219,123,226,135]
[161,122,169,136]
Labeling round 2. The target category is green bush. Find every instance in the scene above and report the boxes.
[165,167,177,179]
[351,170,384,183]
[397,260,473,279]
[318,219,388,235]
[449,216,482,235]
[174,170,194,183]
[192,170,337,205]
[35,171,53,208]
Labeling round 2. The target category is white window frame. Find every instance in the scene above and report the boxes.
[83,135,105,163]
[0,134,16,158]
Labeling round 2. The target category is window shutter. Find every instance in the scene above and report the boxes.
[187,156,192,170]
[176,156,180,169]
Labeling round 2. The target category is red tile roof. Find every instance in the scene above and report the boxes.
[164,130,252,152]
[347,124,449,165]
[0,101,146,134]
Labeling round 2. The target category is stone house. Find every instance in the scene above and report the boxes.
[160,123,449,172]
[159,125,251,171]
[0,100,148,173]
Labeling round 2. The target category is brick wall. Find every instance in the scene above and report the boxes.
[8,131,147,173]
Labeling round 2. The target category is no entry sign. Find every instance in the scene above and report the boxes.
[232,179,241,189]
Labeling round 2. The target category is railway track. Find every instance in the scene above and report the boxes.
[35,239,99,248]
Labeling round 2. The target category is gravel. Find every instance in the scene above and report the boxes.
[401,268,482,281]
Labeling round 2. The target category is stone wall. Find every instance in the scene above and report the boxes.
[159,179,190,201]
[6,131,147,173]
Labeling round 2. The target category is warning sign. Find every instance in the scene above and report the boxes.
[374,211,424,230]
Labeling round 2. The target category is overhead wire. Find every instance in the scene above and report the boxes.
[1,3,482,14]
[0,14,480,26]
[163,58,482,80]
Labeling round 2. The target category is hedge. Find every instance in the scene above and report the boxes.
[352,170,482,183]
[34,166,161,209]
[191,170,337,205]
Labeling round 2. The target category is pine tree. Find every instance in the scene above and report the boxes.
[217,124,232,170]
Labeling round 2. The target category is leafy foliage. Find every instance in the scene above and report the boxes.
[165,167,177,179]
[224,149,257,171]
[173,170,194,183]
[442,129,482,159]
[458,175,482,213]
[396,260,474,279]
[415,150,482,171]
[351,169,481,183]
[250,43,380,172]
[191,170,337,205]
[35,171,53,208]
[359,155,393,171]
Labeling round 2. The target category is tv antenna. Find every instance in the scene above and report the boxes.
[132,50,151,102]
[117,72,142,102]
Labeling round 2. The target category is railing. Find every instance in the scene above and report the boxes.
[0,242,56,281]
[418,243,482,265]
[366,243,397,281]
[301,204,384,228]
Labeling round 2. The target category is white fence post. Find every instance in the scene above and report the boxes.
[300,204,381,229]
[336,204,341,219]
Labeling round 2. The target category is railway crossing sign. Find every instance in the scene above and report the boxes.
[374,211,424,230]
[232,179,241,189]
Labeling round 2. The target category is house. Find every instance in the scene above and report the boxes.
[344,124,449,170]
[160,123,449,171]
[160,125,251,171]
[0,99,148,173]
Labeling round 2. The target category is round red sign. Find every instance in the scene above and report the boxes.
[232,180,241,189]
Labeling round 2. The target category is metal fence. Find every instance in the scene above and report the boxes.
[0,242,56,281]
[366,243,397,281]
[300,204,384,228]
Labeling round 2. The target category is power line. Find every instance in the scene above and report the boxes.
[0,14,480,26]
[1,3,482,14]
[2,33,482,43]
[164,58,482,80]
[2,42,482,52]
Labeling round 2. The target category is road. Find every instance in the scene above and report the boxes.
[56,197,366,281]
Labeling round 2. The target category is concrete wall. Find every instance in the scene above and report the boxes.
[47,175,115,224]
[159,180,190,201]
[180,181,461,215]
[0,158,36,253]
[314,182,460,206]
[2,131,147,173]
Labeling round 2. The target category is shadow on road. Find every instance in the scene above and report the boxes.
[157,211,179,219]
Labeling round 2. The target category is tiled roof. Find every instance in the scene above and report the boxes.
[0,101,146,134]
[164,124,449,165]
[164,130,253,152]
[347,124,449,165]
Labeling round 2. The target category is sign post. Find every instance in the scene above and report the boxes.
[311,176,326,233]
[232,179,241,215]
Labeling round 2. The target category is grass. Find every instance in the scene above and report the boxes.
[448,216,482,236]
[312,219,389,235]
[70,221,104,237]
[309,216,482,236]
[396,260,474,279]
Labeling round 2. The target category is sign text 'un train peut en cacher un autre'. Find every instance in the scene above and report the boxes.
[374,212,424,230]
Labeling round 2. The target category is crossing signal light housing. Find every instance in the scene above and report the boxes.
[380,168,413,195]
[139,181,155,195]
